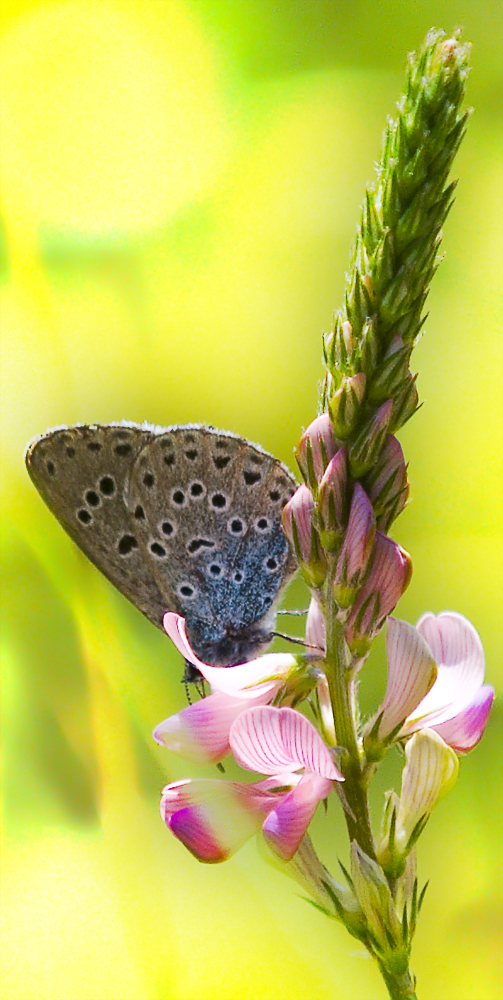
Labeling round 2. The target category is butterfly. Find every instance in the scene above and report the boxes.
[25,422,298,678]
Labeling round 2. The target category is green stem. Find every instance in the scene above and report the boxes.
[324,587,375,858]
[378,962,418,1000]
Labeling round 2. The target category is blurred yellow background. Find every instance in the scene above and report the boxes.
[1,2,502,998]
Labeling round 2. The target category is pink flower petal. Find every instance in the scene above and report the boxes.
[405,612,486,728]
[229,706,343,780]
[395,730,459,851]
[346,533,412,646]
[263,772,333,860]
[305,597,326,656]
[282,485,315,563]
[377,618,437,738]
[161,778,277,862]
[163,613,294,697]
[335,483,376,589]
[154,690,270,764]
[163,612,207,669]
[318,447,348,539]
[296,413,340,484]
[431,685,495,752]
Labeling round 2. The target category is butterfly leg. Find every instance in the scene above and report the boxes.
[277,608,310,616]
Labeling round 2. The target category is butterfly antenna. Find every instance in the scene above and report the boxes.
[271,630,317,648]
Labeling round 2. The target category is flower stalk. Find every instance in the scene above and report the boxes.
[152,28,490,1000]
[303,27,472,997]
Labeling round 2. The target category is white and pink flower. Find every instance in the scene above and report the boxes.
[153,613,297,764]
[373,611,494,752]
[161,706,343,862]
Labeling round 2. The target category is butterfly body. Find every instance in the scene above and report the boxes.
[25,422,298,670]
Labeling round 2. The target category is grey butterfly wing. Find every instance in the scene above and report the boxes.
[128,426,298,663]
[25,423,177,628]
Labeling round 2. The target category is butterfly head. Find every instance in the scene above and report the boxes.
[185,614,275,668]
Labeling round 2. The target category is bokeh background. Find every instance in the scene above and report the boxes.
[1,2,502,998]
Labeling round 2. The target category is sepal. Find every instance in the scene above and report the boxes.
[350,843,406,964]
[391,373,420,430]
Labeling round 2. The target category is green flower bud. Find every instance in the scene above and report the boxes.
[329,373,366,439]
[367,337,412,404]
[349,400,394,478]
[391,373,420,430]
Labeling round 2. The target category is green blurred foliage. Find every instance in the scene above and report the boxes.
[1,1,501,998]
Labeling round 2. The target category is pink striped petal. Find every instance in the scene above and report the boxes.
[161,779,277,862]
[404,612,486,729]
[345,533,412,647]
[395,730,459,852]
[376,618,437,738]
[163,612,206,667]
[163,612,294,697]
[335,483,376,590]
[263,772,333,859]
[282,485,315,563]
[431,685,495,752]
[296,413,340,484]
[154,690,271,764]
[229,706,343,780]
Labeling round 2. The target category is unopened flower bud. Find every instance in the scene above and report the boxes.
[391,372,419,431]
[345,532,412,656]
[363,434,410,532]
[359,317,380,378]
[324,316,355,375]
[317,447,348,550]
[335,315,354,370]
[295,414,340,493]
[368,337,412,404]
[334,484,376,607]
[346,268,374,333]
[349,399,394,478]
[282,486,327,588]
[329,373,366,440]
[342,320,354,353]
